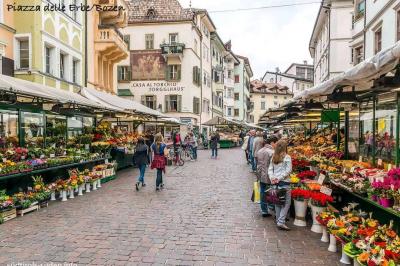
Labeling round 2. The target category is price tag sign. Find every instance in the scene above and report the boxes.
[50,154,55,158]
[377,159,383,167]
[317,173,326,185]
[320,186,333,196]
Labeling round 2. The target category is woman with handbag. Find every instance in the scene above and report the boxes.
[268,140,292,231]
[151,133,168,191]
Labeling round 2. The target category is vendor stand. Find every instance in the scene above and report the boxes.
[203,117,245,148]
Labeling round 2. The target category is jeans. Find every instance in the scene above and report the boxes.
[137,164,146,183]
[211,148,218,158]
[156,169,163,188]
[260,182,272,214]
[250,153,256,171]
[275,186,291,226]
[192,147,198,159]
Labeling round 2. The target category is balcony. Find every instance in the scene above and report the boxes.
[224,78,234,88]
[95,25,128,61]
[160,43,185,61]
[98,0,128,28]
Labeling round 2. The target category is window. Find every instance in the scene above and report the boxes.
[0,110,19,148]
[227,107,232,116]
[228,70,233,79]
[234,75,239,83]
[374,28,382,54]
[227,88,233,98]
[397,9,400,41]
[45,47,51,74]
[59,53,65,79]
[357,1,365,14]
[307,69,314,80]
[118,66,131,81]
[145,34,154,50]
[165,95,181,112]
[19,40,29,69]
[193,97,200,114]
[166,65,181,81]
[193,66,201,86]
[354,45,364,64]
[234,109,239,116]
[234,93,239,101]
[274,96,278,99]
[169,33,178,44]
[123,35,130,50]
[72,59,79,83]
[141,95,156,110]
[202,99,210,113]
[261,95,265,99]
[274,101,278,106]
[296,67,306,78]
[261,102,266,110]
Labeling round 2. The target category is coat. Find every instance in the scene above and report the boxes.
[256,145,274,184]
[252,136,264,157]
[134,143,149,166]
[242,136,249,151]
[210,133,220,149]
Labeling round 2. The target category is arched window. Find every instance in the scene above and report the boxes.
[147,7,156,19]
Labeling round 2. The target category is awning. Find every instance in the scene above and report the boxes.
[294,41,400,101]
[0,74,105,109]
[203,116,243,127]
[81,86,166,117]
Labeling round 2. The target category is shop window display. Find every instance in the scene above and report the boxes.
[21,112,44,148]
[0,110,18,148]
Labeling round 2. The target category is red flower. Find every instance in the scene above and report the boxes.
[291,188,311,200]
[310,191,333,207]
[297,170,317,180]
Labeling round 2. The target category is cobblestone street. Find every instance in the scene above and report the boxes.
[0,148,340,266]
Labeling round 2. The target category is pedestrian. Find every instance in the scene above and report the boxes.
[252,131,264,169]
[256,135,278,217]
[247,130,256,172]
[172,130,182,165]
[210,131,220,159]
[268,139,292,231]
[190,132,198,160]
[242,132,250,164]
[134,137,149,191]
[151,133,167,191]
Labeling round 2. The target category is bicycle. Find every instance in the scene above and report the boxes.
[168,147,184,166]
[181,144,194,161]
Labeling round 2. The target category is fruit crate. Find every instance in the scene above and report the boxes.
[0,208,17,223]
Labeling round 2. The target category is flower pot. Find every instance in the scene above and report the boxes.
[328,234,337,252]
[74,187,79,193]
[78,185,84,196]
[310,204,325,233]
[97,179,102,188]
[50,192,56,201]
[61,190,68,202]
[379,198,394,208]
[293,199,308,227]
[371,195,378,202]
[321,226,329,243]
[353,259,362,266]
[85,183,91,193]
[69,188,75,199]
[340,244,351,264]
[92,181,97,190]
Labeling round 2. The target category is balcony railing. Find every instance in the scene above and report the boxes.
[160,43,185,55]
[96,25,128,52]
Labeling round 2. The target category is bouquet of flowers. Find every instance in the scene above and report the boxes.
[291,188,311,201]
[310,191,334,207]
[0,190,14,212]
[297,170,317,180]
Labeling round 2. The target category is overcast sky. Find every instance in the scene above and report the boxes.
[179,0,321,80]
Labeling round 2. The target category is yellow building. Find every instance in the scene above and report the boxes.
[86,0,129,93]
[0,0,15,75]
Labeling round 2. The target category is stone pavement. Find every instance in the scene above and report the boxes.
[0,148,340,266]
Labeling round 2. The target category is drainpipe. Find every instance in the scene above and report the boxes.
[199,14,206,134]
[84,0,88,87]
[363,1,367,61]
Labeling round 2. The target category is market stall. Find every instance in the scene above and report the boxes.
[203,117,245,148]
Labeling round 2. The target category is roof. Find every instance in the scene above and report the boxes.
[236,55,254,78]
[283,63,314,74]
[309,1,327,56]
[127,0,194,24]
[262,71,313,83]
[211,32,227,52]
[250,79,293,95]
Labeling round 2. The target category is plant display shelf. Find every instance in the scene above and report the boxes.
[0,157,110,181]
[0,208,17,222]
[16,204,39,216]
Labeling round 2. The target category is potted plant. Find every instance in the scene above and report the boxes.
[291,188,310,227]
[0,190,15,224]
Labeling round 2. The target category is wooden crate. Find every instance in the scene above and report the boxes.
[0,208,17,223]
[16,205,39,216]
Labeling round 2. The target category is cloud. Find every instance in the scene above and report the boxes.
[180,0,320,79]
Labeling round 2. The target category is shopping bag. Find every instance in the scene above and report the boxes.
[251,181,260,203]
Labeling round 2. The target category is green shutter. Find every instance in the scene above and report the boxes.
[193,66,196,84]
[117,66,122,81]
[177,95,182,112]
[177,65,181,81]
[165,66,170,81]
[128,66,132,81]
[153,97,157,110]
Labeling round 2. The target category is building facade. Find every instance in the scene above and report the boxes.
[13,0,85,91]
[223,48,239,119]
[0,0,15,76]
[351,0,400,66]
[234,55,253,122]
[210,32,226,118]
[86,0,129,93]
[262,62,314,95]
[250,80,293,124]
[309,0,353,85]
[117,0,222,134]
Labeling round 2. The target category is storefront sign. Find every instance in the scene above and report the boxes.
[132,82,184,92]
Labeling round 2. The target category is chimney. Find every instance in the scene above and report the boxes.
[303,60,308,65]
[275,67,280,73]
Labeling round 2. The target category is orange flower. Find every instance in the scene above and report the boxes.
[386,229,396,238]
[358,252,369,262]
[336,220,345,227]
[371,249,378,255]
[351,217,360,223]
[381,258,389,266]
[367,220,378,228]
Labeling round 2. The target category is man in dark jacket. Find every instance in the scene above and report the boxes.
[134,137,149,191]
[210,131,220,159]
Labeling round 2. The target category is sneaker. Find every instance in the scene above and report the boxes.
[277,224,291,231]
[262,213,272,218]
[156,187,160,191]
[142,183,146,187]
[135,182,139,191]
[160,184,164,189]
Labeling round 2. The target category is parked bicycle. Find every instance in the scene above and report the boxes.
[181,144,195,161]
[168,147,184,166]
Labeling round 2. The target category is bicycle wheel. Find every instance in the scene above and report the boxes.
[178,158,185,166]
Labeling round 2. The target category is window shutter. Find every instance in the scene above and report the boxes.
[128,66,132,80]
[165,66,170,81]
[153,97,157,110]
[198,68,201,86]
[193,66,196,84]
[141,95,146,105]
[177,95,182,112]
[177,65,181,81]
[117,66,122,81]
[165,95,169,112]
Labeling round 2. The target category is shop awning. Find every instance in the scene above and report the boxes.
[203,116,243,127]
[81,86,166,117]
[294,41,400,101]
[0,74,106,109]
